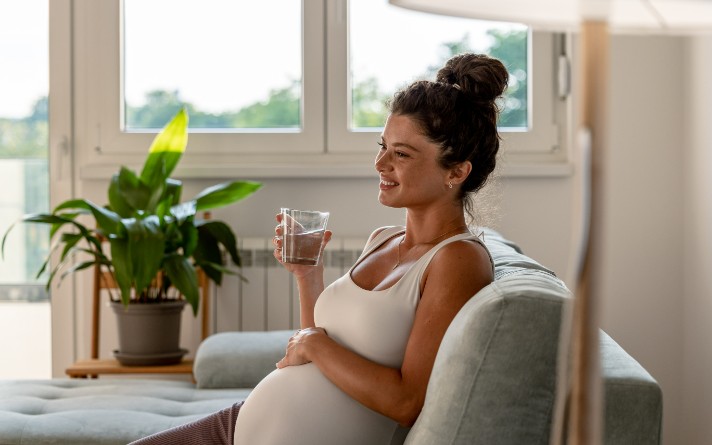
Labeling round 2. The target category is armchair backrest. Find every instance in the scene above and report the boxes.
[404,273,568,445]
[404,228,662,445]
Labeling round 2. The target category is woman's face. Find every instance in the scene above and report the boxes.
[375,114,451,210]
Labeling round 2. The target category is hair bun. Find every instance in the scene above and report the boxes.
[436,53,509,103]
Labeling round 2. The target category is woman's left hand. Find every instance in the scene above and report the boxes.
[276,327,327,369]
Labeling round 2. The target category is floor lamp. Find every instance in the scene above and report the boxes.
[389,1,712,444]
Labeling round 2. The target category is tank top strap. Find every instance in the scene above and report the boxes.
[436,231,494,274]
[394,231,495,297]
[351,226,405,271]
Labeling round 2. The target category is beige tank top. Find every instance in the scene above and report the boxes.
[233,227,492,445]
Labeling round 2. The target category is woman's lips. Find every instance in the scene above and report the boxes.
[379,179,399,190]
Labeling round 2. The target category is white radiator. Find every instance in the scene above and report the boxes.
[212,237,366,333]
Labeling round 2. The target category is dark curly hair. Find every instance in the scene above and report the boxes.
[387,53,509,218]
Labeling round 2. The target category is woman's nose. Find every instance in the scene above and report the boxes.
[374,150,390,172]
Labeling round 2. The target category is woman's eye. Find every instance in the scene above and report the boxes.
[395,151,407,158]
[376,141,385,150]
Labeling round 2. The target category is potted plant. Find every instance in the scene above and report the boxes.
[2,109,261,365]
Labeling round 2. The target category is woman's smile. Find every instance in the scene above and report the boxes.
[379,178,399,190]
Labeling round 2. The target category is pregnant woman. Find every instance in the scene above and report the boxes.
[130,52,507,445]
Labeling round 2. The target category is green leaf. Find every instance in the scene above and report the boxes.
[163,254,199,315]
[1,221,19,259]
[45,260,67,292]
[170,201,197,224]
[59,260,99,282]
[194,181,262,211]
[49,212,84,240]
[179,221,199,258]
[143,179,168,214]
[35,241,63,280]
[201,261,245,280]
[108,167,153,216]
[197,262,223,286]
[2,213,94,261]
[108,238,133,305]
[156,179,183,218]
[123,216,165,299]
[192,229,223,284]
[22,213,74,225]
[57,233,85,265]
[164,178,183,206]
[44,247,98,292]
[140,109,188,189]
[197,220,240,266]
[55,199,122,236]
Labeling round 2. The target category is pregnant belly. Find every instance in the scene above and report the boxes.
[233,363,396,445]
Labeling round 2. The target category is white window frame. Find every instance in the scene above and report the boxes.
[73,0,572,179]
[75,0,328,178]
[326,2,567,162]
[49,0,77,377]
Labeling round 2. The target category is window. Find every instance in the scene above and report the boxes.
[0,0,50,298]
[0,0,51,379]
[348,2,527,130]
[75,0,570,179]
[123,0,303,131]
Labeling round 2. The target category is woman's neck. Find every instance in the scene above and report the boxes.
[402,207,468,245]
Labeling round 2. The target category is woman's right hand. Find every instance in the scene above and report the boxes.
[272,213,332,279]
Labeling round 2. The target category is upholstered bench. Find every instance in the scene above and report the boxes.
[0,379,248,444]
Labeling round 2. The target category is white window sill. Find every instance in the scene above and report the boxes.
[79,154,574,180]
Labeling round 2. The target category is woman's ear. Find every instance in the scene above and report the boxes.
[449,161,472,186]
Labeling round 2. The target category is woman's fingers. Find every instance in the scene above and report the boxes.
[276,328,326,368]
[276,331,302,369]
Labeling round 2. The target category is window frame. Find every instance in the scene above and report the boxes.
[75,0,326,170]
[74,0,572,179]
[326,1,566,161]
[49,0,76,378]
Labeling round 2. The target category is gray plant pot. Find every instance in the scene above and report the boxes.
[110,300,187,366]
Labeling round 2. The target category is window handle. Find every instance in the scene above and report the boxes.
[55,135,70,182]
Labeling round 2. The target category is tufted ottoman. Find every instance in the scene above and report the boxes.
[0,330,293,445]
[0,378,249,445]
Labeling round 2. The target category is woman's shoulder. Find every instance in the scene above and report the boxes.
[417,236,494,316]
[427,236,494,286]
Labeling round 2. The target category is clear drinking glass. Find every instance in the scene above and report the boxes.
[280,208,329,266]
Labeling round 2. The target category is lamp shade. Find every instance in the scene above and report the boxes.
[388,0,712,34]
[388,0,580,31]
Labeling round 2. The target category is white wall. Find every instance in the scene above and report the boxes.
[598,35,686,444]
[683,35,712,445]
[599,34,712,444]
[69,170,578,364]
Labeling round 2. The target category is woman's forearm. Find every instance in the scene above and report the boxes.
[296,274,325,328]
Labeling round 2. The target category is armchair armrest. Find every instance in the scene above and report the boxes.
[194,330,293,389]
[600,332,662,445]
